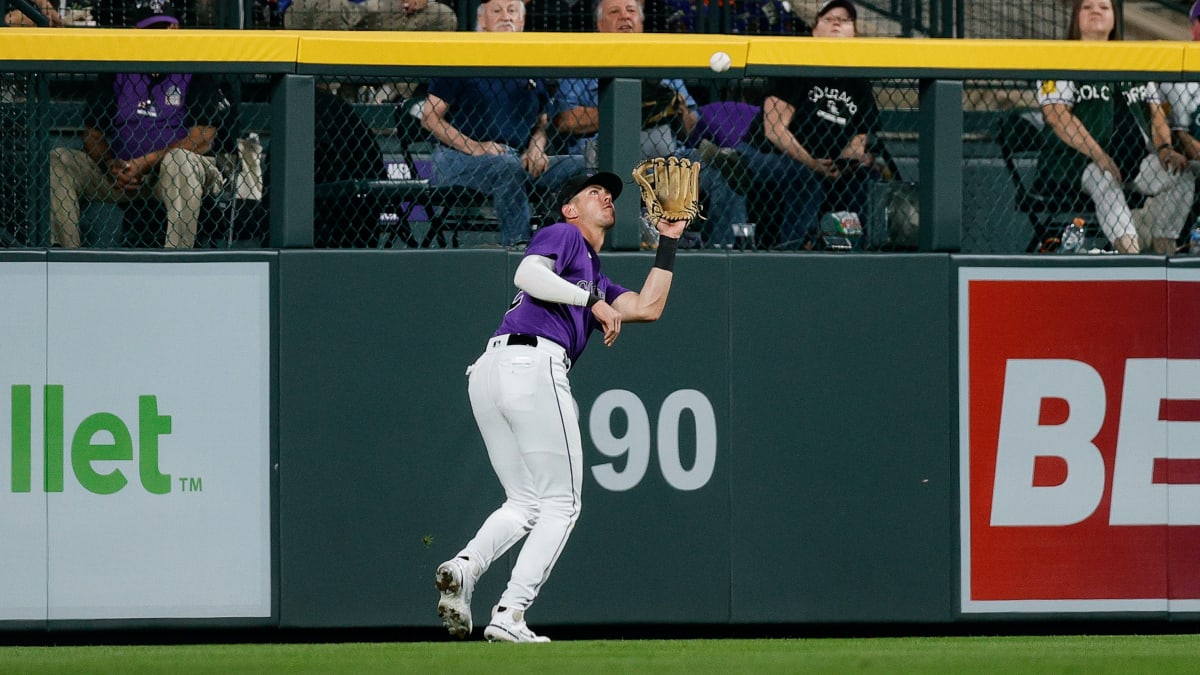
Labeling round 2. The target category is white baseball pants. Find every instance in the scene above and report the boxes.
[459,335,582,612]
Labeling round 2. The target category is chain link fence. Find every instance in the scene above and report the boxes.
[307,73,924,251]
[10,69,1199,253]
[305,72,1193,255]
[5,0,1199,253]
[6,71,265,248]
[1,73,34,246]
[970,77,1199,256]
[23,0,1172,36]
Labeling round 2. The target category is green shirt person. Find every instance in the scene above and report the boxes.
[1035,0,1191,255]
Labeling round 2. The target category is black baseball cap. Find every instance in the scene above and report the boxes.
[556,171,624,212]
[132,0,179,28]
[816,0,857,21]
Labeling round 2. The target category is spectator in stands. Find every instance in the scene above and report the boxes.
[3,0,64,26]
[284,0,455,101]
[1161,0,1200,251]
[1037,0,1191,255]
[421,0,579,248]
[730,0,879,249]
[48,1,227,248]
[551,0,748,247]
[1164,0,1200,154]
[284,0,456,31]
[687,98,760,153]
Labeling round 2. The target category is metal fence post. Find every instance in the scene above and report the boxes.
[30,74,49,246]
[598,77,643,251]
[917,79,962,252]
[269,74,314,248]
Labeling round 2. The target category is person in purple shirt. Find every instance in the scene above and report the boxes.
[48,1,227,248]
[434,171,688,643]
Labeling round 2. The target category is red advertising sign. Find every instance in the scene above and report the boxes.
[960,268,1200,613]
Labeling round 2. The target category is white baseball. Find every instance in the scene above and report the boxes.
[709,51,731,73]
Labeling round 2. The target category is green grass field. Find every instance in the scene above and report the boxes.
[3,635,1200,674]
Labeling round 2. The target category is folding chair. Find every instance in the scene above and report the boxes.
[393,96,506,248]
[995,109,1135,253]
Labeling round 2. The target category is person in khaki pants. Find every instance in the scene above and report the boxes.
[48,2,225,248]
[283,0,456,102]
[283,0,456,32]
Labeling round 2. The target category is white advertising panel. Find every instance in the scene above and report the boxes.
[0,263,50,621]
[1,261,271,620]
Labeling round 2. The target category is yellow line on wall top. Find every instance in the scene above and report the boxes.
[750,37,1186,73]
[293,31,750,69]
[0,28,298,64]
[6,30,1200,75]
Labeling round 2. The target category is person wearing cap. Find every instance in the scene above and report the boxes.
[550,0,749,248]
[1159,0,1200,252]
[1038,0,1192,254]
[433,173,688,643]
[421,0,579,248]
[48,1,228,248]
[733,0,881,249]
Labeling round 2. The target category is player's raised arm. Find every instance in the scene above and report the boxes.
[611,217,687,324]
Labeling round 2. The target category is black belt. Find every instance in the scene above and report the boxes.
[507,333,538,347]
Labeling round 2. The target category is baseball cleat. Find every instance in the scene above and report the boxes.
[435,557,479,639]
[483,605,551,643]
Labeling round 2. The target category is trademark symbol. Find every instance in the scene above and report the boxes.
[177,476,203,493]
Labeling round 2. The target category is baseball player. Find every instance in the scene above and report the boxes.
[436,170,689,643]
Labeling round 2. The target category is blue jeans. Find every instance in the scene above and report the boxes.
[675,148,748,248]
[432,146,582,246]
[735,143,823,249]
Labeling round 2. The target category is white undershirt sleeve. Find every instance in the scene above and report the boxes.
[513,255,592,307]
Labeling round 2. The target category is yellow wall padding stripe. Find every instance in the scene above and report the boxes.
[0,28,299,64]
[5,30,1200,75]
[1181,44,1200,72]
[293,31,750,69]
[750,37,1186,73]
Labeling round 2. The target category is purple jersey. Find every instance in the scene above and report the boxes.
[85,73,225,162]
[109,73,193,160]
[494,223,629,365]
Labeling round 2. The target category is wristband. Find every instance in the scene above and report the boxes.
[653,236,678,272]
[586,291,601,308]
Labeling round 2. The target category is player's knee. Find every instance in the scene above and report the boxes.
[540,492,579,522]
[502,499,539,530]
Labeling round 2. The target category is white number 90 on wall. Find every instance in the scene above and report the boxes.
[587,389,717,492]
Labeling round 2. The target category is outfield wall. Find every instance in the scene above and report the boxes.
[2,252,1198,632]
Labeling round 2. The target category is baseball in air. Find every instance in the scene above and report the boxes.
[709,51,732,73]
